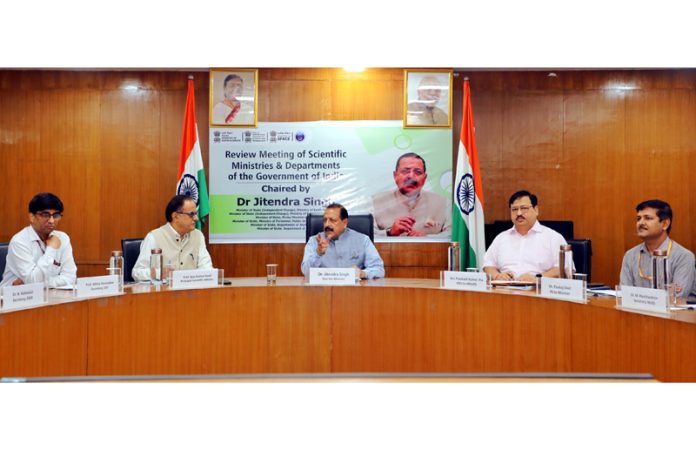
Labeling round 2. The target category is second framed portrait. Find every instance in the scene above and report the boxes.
[403,69,453,128]
[209,68,258,127]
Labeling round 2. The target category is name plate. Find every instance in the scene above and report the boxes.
[170,269,218,289]
[441,271,488,292]
[541,277,586,303]
[76,275,120,298]
[308,268,357,285]
[1,282,45,311]
[621,285,668,313]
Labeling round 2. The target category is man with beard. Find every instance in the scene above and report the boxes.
[372,152,450,237]
[301,203,384,279]
[1,192,77,288]
[406,75,449,126]
[619,199,695,299]
[483,190,568,282]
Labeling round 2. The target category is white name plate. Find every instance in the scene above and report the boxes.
[541,277,586,303]
[308,268,357,285]
[170,269,218,289]
[76,275,120,298]
[621,285,668,313]
[441,271,488,292]
[1,282,45,311]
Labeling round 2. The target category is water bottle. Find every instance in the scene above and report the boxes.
[651,249,669,290]
[109,250,124,292]
[150,248,163,284]
[448,242,460,272]
[559,244,573,279]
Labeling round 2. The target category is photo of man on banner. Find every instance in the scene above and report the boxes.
[372,152,450,238]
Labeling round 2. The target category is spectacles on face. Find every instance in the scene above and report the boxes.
[35,211,63,220]
[176,210,198,219]
[510,205,533,214]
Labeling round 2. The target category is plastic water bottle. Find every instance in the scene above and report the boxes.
[150,248,163,284]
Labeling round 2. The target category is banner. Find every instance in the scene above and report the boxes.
[209,121,452,243]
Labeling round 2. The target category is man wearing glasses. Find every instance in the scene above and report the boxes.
[619,199,695,299]
[132,194,213,281]
[1,192,77,288]
[483,190,568,282]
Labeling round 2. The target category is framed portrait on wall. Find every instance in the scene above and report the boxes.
[209,68,258,127]
[403,69,453,128]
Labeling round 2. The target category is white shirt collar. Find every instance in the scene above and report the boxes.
[26,225,54,242]
[166,222,189,241]
[510,220,543,236]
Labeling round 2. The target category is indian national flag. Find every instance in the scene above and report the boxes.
[452,79,485,269]
[176,77,210,230]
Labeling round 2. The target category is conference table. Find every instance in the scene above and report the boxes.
[1,278,695,381]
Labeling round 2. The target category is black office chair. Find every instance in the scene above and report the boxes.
[305,213,374,242]
[568,239,592,283]
[0,242,9,279]
[121,238,144,283]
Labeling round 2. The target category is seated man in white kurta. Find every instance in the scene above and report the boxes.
[132,195,213,281]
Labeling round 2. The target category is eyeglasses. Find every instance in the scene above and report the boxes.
[35,211,63,220]
[176,210,198,218]
[510,205,533,214]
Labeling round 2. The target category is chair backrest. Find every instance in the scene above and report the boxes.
[568,239,592,283]
[121,238,144,283]
[0,242,9,279]
[305,213,374,242]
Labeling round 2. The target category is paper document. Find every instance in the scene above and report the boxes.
[53,285,74,290]
[588,289,617,297]
[490,280,535,287]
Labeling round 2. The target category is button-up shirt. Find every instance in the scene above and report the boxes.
[0,226,77,288]
[483,221,568,277]
[301,228,385,279]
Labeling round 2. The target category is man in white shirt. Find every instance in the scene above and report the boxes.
[132,195,213,281]
[1,192,77,288]
[483,190,568,282]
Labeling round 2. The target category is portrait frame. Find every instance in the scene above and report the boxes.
[403,69,453,128]
[209,68,259,127]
